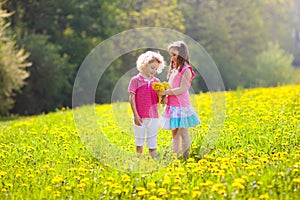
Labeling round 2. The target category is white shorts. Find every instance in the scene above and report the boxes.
[134,118,158,149]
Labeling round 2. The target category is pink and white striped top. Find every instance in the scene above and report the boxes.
[128,73,160,118]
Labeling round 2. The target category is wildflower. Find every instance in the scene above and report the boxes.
[65,186,72,191]
[257,181,263,186]
[181,189,189,195]
[259,193,269,199]
[15,174,22,178]
[6,183,13,188]
[292,178,300,184]
[138,190,149,196]
[54,191,61,197]
[152,82,172,92]
[192,191,201,198]
[249,172,256,176]
[171,186,180,190]
[0,171,7,177]
[104,181,112,187]
[136,187,146,191]
[232,182,245,190]
[200,180,213,187]
[260,158,268,164]
[278,172,285,177]
[121,174,131,183]
[162,176,171,185]
[157,188,167,196]
[218,189,227,196]
[147,182,156,188]
[114,189,122,195]
[45,186,52,191]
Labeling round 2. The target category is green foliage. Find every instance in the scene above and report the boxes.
[254,42,295,87]
[121,0,184,31]
[1,0,300,115]
[181,0,268,89]
[12,34,73,115]
[0,3,30,115]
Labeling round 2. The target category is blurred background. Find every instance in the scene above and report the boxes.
[0,0,299,116]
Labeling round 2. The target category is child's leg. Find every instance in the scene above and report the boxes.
[136,146,143,154]
[145,118,158,158]
[149,148,156,158]
[179,128,190,159]
[134,123,146,155]
[172,129,180,157]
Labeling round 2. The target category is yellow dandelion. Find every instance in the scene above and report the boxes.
[232,182,245,190]
[257,181,263,185]
[147,182,156,188]
[181,189,189,195]
[259,193,269,199]
[162,82,172,89]
[15,174,22,178]
[114,189,122,195]
[65,186,72,191]
[278,172,285,177]
[53,191,61,197]
[136,187,145,191]
[138,190,149,196]
[157,188,167,196]
[0,171,7,177]
[249,172,256,176]
[152,82,172,92]
[172,186,180,190]
[192,191,201,198]
[162,176,171,185]
[149,196,158,200]
[121,174,131,183]
[292,178,300,184]
[218,189,226,196]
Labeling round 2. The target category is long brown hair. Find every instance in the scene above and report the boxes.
[167,41,190,79]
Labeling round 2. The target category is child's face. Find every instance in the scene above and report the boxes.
[169,48,178,63]
[142,60,159,78]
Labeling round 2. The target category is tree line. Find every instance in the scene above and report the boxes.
[0,0,299,116]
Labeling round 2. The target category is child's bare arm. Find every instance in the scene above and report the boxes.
[159,70,192,96]
[129,93,142,126]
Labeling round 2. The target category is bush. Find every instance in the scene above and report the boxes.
[0,5,30,115]
[12,34,73,115]
[254,42,295,87]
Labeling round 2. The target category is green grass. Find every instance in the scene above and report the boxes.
[0,85,299,199]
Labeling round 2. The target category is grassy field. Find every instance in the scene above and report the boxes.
[0,85,299,199]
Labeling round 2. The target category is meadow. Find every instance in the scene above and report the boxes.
[0,85,299,199]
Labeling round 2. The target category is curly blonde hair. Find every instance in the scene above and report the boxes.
[136,51,166,74]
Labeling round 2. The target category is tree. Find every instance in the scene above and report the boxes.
[181,0,269,89]
[12,34,73,115]
[254,42,295,87]
[0,3,30,115]
[96,0,186,103]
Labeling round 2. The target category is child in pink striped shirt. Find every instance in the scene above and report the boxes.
[128,51,165,158]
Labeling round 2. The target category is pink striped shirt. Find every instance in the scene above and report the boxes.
[128,73,160,118]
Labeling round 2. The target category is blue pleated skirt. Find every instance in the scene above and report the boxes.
[161,105,200,130]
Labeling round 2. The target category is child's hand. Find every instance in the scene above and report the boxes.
[134,115,142,126]
[157,91,165,96]
[160,95,168,104]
